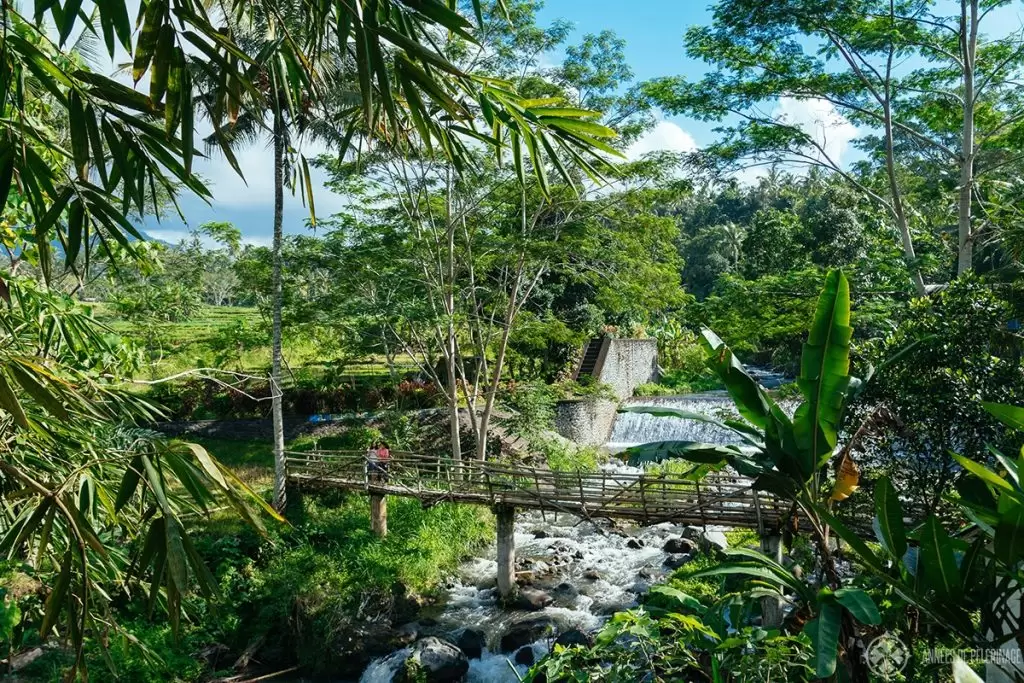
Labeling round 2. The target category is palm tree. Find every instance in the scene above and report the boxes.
[200,3,345,511]
[718,221,745,270]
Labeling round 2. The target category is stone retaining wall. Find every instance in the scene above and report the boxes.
[553,399,618,447]
[596,339,659,400]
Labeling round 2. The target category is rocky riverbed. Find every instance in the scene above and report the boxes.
[359,505,729,682]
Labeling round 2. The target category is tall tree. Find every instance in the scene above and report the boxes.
[645,0,1024,293]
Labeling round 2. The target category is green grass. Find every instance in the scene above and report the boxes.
[47,432,497,681]
[94,303,416,388]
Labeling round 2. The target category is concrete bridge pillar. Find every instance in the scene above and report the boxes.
[370,494,387,537]
[760,530,783,627]
[495,504,516,600]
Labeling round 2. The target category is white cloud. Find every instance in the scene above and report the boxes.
[727,97,859,185]
[626,119,698,159]
[196,138,352,218]
[773,96,858,166]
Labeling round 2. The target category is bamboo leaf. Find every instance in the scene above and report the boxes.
[181,65,194,177]
[132,0,165,83]
[69,91,90,178]
[7,361,69,420]
[115,456,143,512]
[0,372,30,429]
[64,198,85,268]
[164,516,189,594]
[150,24,173,103]
[40,548,72,637]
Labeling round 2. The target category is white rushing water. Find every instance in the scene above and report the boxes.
[608,394,742,450]
[360,484,717,683]
[607,367,789,451]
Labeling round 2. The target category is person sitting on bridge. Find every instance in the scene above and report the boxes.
[366,442,382,481]
[377,441,391,480]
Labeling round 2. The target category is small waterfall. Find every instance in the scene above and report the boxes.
[607,364,793,450]
[608,394,744,449]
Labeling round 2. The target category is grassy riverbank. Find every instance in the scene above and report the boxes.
[16,437,493,682]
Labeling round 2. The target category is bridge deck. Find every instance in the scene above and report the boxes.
[286,451,789,529]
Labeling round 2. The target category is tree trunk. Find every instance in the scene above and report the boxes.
[271,113,287,513]
[474,190,529,462]
[446,343,462,462]
[475,292,517,461]
[882,38,927,297]
[958,0,978,276]
[443,167,462,463]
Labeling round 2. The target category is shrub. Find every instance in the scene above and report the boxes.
[633,382,686,397]
[853,276,1024,511]
[536,437,600,472]
[499,380,557,437]
[186,496,492,679]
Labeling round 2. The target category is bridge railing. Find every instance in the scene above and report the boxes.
[285,450,788,527]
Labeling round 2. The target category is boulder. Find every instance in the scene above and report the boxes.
[500,615,556,653]
[514,646,536,666]
[663,537,696,554]
[454,627,487,660]
[515,587,553,611]
[626,538,645,550]
[663,553,692,570]
[582,569,603,581]
[326,620,397,677]
[531,528,551,539]
[638,566,659,580]
[393,623,420,647]
[392,581,426,624]
[554,629,593,649]
[701,531,729,551]
[395,637,469,683]
[552,582,579,599]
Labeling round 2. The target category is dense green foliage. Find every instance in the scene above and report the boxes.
[3,0,1024,680]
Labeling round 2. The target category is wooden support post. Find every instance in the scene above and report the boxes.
[495,504,517,601]
[370,494,388,537]
[760,530,784,627]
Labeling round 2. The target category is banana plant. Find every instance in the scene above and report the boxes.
[620,271,881,679]
[821,401,1024,658]
[622,270,861,520]
[677,545,880,679]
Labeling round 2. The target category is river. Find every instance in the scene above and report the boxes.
[357,379,794,683]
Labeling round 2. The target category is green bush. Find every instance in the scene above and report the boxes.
[499,380,557,437]
[633,382,687,396]
[553,376,619,401]
[536,437,601,472]
[194,496,493,676]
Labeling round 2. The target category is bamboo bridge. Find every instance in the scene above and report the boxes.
[286,450,789,600]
